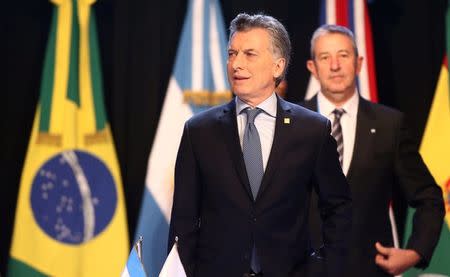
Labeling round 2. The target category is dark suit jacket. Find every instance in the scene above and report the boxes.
[169,96,352,277]
[301,95,445,277]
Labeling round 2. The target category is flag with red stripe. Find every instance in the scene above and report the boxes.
[306,0,378,102]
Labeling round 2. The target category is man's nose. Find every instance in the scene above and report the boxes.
[231,53,244,70]
[330,57,340,71]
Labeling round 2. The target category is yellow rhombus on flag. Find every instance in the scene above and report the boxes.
[8,0,129,276]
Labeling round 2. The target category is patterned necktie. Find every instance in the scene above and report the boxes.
[242,108,264,199]
[242,107,264,273]
[332,108,345,166]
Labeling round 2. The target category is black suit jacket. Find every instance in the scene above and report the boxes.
[169,96,352,277]
[301,95,444,277]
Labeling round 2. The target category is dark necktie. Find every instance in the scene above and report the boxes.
[242,108,264,199]
[242,107,263,273]
[332,108,345,166]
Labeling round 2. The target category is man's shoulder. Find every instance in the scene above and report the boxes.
[360,98,404,121]
[281,97,328,123]
[299,94,403,118]
[185,101,232,127]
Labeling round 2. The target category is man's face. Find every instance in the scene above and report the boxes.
[227,28,285,106]
[307,33,363,104]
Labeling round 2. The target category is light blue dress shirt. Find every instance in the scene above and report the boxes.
[236,93,277,171]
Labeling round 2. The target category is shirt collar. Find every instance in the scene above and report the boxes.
[317,90,359,118]
[235,92,277,117]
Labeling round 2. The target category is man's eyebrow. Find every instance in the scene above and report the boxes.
[317,51,330,56]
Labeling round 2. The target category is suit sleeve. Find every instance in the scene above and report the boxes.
[313,119,353,276]
[394,114,445,268]
[168,122,201,277]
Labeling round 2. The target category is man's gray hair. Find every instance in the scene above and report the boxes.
[229,13,291,87]
[310,24,359,59]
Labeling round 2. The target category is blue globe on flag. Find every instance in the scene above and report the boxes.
[30,150,117,245]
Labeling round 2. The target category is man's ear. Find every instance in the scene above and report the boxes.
[355,56,364,75]
[306,59,318,79]
[273,58,286,79]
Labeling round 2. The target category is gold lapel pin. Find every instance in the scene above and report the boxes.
[284,117,290,124]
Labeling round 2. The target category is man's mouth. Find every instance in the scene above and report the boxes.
[329,75,344,80]
[233,75,250,81]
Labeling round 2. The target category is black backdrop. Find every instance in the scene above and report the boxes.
[2,0,446,274]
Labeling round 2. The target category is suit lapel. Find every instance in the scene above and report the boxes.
[256,96,292,200]
[218,100,254,200]
[346,98,377,182]
[302,95,377,182]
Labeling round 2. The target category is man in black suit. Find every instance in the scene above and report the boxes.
[302,24,445,277]
[168,14,352,277]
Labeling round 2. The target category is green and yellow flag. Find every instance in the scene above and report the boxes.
[8,0,128,276]
[403,5,450,276]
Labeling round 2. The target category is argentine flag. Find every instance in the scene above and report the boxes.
[121,239,147,277]
[134,0,230,275]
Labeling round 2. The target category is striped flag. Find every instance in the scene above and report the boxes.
[8,0,128,276]
[305,0,378,102]
[133,0,230,275]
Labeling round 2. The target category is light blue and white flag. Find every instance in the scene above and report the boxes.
[121,239,147,277]
[134,0,231,275]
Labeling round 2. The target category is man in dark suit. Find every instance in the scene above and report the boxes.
[302,24,445,277]
[168,14,352,277]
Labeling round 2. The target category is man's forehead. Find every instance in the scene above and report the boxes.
[317,48,352,54]
[314,34,354,52]
[316,33,353,46]
[228,29,269,49]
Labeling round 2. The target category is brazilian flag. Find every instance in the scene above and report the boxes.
[8,0,128,276]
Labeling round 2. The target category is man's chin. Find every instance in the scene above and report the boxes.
[326,89,355,102]
[231,87,249,96]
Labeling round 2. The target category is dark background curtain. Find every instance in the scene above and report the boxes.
[2,0,445,274]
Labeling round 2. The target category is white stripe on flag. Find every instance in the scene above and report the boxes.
[122,268,131,277]
[147,77,192,222]
[209,2,227,91]
[192,0,204,90]
[327,0,336,24]
[353,0,370,100]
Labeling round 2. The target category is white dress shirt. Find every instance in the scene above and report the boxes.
[317,91,359,175]
[236,93,277,171]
